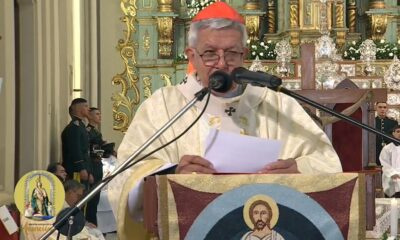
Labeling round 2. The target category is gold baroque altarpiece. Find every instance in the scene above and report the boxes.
[112,0,396,132]
[112,0,140,132]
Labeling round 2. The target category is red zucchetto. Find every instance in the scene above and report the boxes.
[192,2,244,24]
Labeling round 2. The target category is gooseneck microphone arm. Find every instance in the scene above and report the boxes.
[229,67,400,145]
[271,85,400,145]
[39,88,210,240]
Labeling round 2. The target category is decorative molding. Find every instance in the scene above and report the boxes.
[289,0,300,46]
[266,0,276,33]
[157,17,174,57]
[347,0,357,33]
[157,0,172,13]
[371,15,388,41]
[244,0,260,10]
[143,76,152,99]
[160,73,172,86]
[143,30,151,56]
[387,93,400,105]
[245,15,260,42]
[112,0,140,132]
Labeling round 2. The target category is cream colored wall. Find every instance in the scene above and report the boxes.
[98,1,125,147]
[0,1,125,202]
[0,0,16,205]
[17,0,73,177]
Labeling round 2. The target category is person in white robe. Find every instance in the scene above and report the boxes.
[108,2,342,239]
[380,125,400,197]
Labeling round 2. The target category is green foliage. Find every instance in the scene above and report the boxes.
[343,39,400,60]
[247,39,277,60]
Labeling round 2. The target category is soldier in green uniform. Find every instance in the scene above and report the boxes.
[86,107,114,225]
[375,102,398,165]
[61,98,93,184]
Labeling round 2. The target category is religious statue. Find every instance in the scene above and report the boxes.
[30,175,50,217]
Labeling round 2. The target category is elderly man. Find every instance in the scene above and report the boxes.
[109,2,342,239]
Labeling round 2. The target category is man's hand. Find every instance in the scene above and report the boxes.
[175,155,217,174]
[258,158,300,174]
[80,169,89,181]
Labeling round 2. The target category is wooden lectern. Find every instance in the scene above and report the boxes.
[143,173,376,240]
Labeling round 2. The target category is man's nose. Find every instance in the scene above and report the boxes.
[215,51,228,69]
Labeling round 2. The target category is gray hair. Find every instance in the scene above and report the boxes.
[64,179,85,193]
[188,18,248,48]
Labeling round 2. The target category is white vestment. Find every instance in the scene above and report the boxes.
[380,142,400,196]
[108,73,342,240]
[241,230,285,240]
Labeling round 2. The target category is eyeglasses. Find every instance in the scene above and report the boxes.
[195,49,244,67]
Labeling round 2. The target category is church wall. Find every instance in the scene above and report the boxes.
[16,0,73,178]
[0,0,16,205]
[98,0,125,147]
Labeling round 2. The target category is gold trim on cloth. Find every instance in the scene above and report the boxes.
[157,173,364,239]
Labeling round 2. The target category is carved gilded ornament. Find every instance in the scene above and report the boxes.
[157,17,174,57]
[266,0,276,33]
[158,0,173,12]
[346,1,357,33]
[245,16,260,42]
[112,0,140,132]
[289,2,299,28]
[143,76,152,99]
[289,1,300,46]
[371,15,388,41]
[244,1,260,10]
[160,74,172,86]
[143,30,151,56]
[334,1,344,28]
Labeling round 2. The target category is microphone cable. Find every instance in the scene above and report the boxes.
[101,88,212,182]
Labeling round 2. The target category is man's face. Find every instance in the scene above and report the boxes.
[56,165,67,181]
[66,188,84,207]
[252,204,270,230]
[185,28,247,91]
[78,102,90,118]
[376,103,388,118]
[89,110,101,125]
[393,128,400,139]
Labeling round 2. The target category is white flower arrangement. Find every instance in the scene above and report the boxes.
[343,39,400,60]
[247,39,277,60]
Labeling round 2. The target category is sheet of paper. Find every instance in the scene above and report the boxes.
[204,129,282,173]
[0,205,18,235]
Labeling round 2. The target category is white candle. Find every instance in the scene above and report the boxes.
[391,198,398,237]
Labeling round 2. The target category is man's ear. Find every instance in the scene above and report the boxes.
[185,48,195,62]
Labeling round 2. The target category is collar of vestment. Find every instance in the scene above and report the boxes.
[177,72,267,117]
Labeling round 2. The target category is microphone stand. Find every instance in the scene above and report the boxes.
[271,86,400,145]
[39,88,210,240]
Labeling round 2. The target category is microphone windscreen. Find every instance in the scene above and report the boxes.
[209,71,232,93]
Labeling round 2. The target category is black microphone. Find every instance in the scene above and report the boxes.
[231,67,282,88]
[208,70,233,93]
